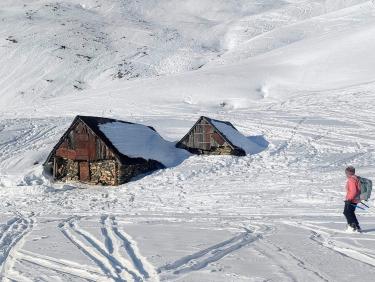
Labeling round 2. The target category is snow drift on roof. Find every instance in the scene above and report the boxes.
[98,122,189,167]
[211,120,267,155]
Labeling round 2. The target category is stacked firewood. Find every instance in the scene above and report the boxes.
[63,159,79,181]
[90,160,117,185]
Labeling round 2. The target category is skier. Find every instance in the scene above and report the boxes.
[343,166,361,232]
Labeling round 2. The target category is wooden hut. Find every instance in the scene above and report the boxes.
[44,115,165,186]
[176,116,250,156]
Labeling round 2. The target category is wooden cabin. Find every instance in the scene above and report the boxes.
[44,115,164,186]
[176,116,248,156]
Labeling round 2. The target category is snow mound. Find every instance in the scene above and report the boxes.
[98,122,190,167]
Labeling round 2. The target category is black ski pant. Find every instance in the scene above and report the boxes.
[343,201,359,228]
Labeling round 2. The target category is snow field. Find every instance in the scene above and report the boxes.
[0,0,375,281]
[1,83,375,280]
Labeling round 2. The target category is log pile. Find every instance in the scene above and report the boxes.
[90,160,117,185]
[63,159,79,181]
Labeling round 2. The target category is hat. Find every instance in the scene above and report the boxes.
[345,166,355,175]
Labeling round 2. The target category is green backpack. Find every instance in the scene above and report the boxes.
[358,177,372,201]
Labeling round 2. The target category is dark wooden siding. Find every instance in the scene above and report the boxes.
[118,159,162,184]
[49,118,165,185]
[55,121,115,162]
[179,118,230,153]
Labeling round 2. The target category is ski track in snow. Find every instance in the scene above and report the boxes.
[158,228,261,280]
[16,249,108,281]
[58,216,159,282]
[255,237,330,282]
[284,220,375,268]
[0,117,69,187]
[103,215,159,281]
[0,215,34,282]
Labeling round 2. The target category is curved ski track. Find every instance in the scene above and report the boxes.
[0,215,34,282]
[58,216,159,282]
[158,228,261,281]
[284,220,375,268]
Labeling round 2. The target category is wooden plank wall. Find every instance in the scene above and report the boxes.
[55,121,115,162]
[182,119,227,151]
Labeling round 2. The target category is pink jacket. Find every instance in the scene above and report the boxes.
[345,175,360,203]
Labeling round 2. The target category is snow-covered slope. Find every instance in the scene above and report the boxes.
[1,1,375,281]
[1,0,374,112]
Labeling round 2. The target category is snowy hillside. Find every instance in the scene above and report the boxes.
[1,0,375,281]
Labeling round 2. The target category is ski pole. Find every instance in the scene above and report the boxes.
[351,203,365,210]
[361,202,370,208]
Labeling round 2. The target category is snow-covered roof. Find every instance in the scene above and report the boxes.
[211,119,265,155]
[98,121,189,167]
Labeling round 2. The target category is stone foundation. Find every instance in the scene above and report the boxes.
[204,146,233,155]
[53,157,161,186]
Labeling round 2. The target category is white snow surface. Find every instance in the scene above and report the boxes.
[98,121,189,167]
[0,0,375,281]
[211,119,267,154]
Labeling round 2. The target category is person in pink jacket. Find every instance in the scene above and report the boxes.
[343,166,361,232]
